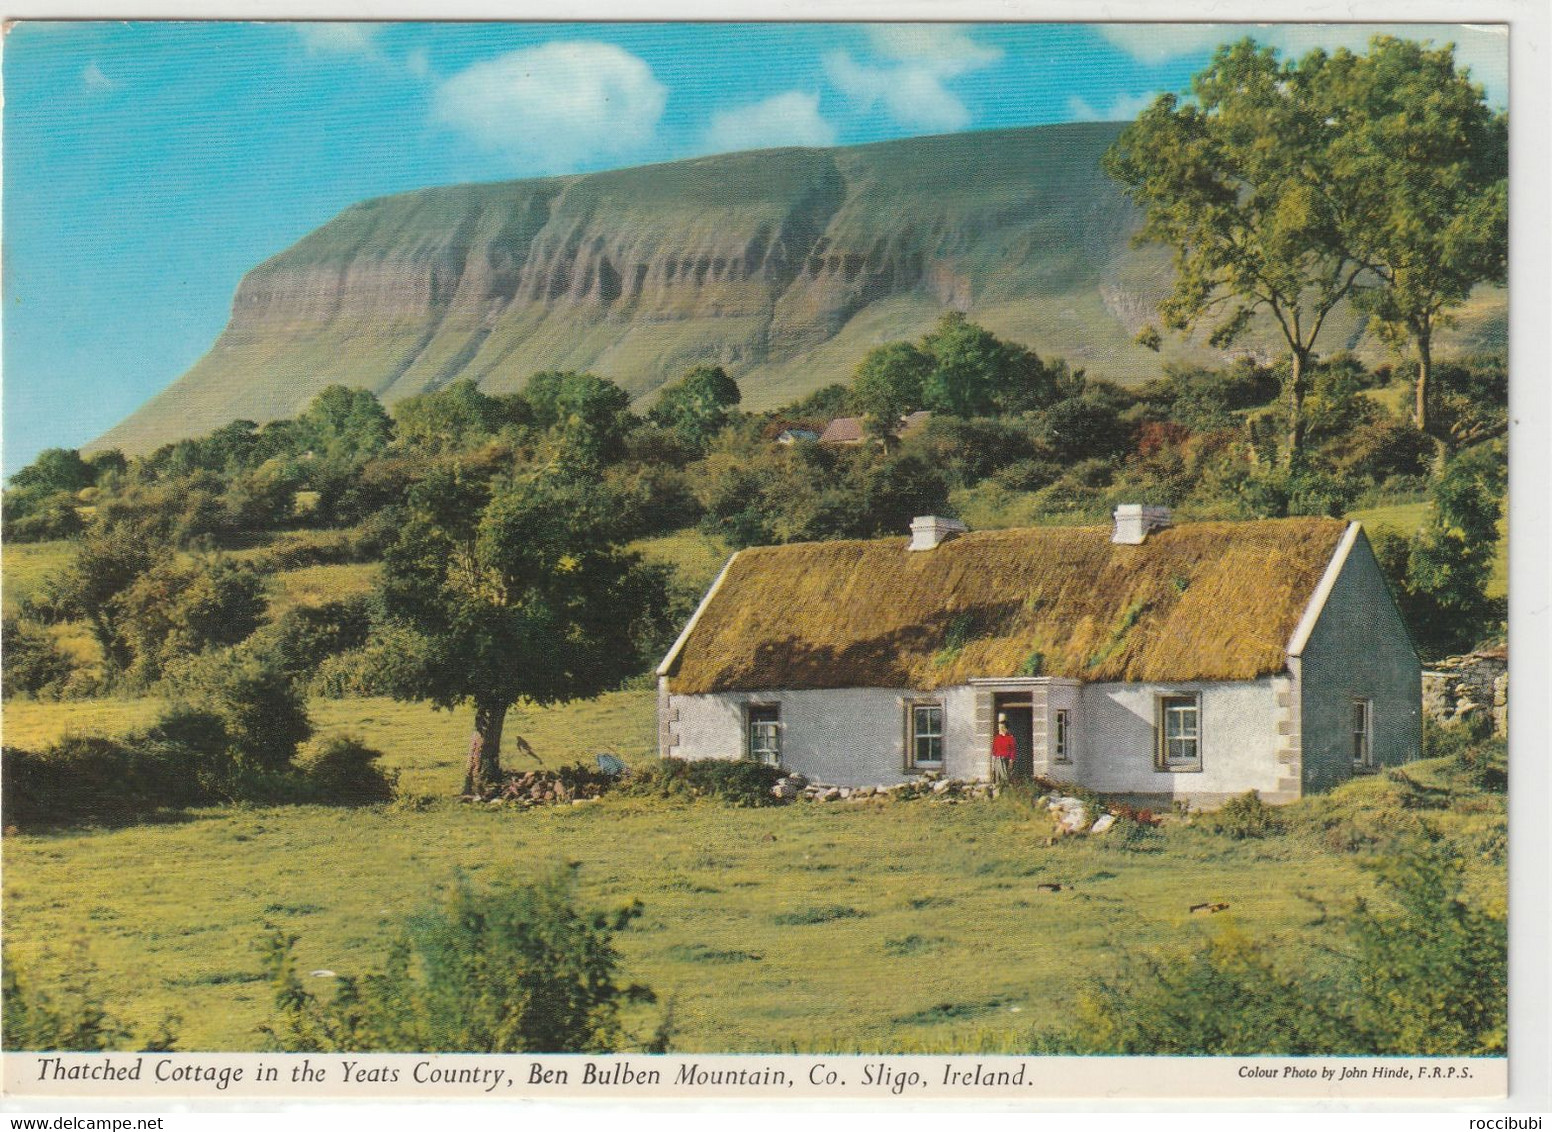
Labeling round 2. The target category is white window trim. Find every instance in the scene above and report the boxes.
[747,703,781,767]
[1156,692,1202,773]
[1053,708,1072,765]
[906,700,945,770]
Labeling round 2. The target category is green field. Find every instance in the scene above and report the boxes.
[1,691,1505,1053]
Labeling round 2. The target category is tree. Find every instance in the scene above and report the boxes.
[1104,40,1364,464]
[1372,440,1505,658]
[8,448,93,493]
[298,385,394,461]
[851,342,931,439]
[647,365,741,449]
[919,313,1057,417]
[392,380,505,454]
[376,469,666,794]
[1328,38,1507,434]
[523,371,634,465]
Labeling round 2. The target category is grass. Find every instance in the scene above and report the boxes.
[1,539,75,616]
[0,691,1505,1053]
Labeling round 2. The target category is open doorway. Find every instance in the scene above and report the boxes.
[994,695,1033,781]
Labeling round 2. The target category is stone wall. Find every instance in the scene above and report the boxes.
[1422,648,1507,735]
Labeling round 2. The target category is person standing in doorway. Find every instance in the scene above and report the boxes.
[992,715,1016,784]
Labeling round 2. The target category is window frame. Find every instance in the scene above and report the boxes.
[746,703,782,767]
[1351,697,1375,771]
[906,700,945,770]
[1053,708,1072,765]
[1156,692,1202,772]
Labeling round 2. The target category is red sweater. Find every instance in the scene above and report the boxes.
[992,732,1016,760]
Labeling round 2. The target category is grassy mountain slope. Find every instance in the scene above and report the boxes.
[91,122,1505,453]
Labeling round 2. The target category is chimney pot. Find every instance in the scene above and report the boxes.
[1112,504,1172,544]
[909,515,968,551]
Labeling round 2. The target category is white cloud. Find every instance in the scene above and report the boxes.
[431,42,667,174]
[81,61,116,92]
[1099,23,1506,107]
[703,91,836,154]
[1066,90,1160,123]
[405,47,432,80]
[824,25,1002,132]
[294,23,382,60]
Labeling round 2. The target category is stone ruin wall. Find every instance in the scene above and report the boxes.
[1422,649,1507,736]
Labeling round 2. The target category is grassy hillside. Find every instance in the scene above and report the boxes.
[1,690,1504,1053]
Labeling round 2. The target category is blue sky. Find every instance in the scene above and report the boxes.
[1,21,1508,475]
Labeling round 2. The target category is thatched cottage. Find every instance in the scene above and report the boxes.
[656,507,1420,806]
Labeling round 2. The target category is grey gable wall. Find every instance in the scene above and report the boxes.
[1296,527,1421,793]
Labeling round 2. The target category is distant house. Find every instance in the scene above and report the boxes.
[818,411,931,445]
[818,416,866,444]
[776,428,821,445]
[656,508,1420,806]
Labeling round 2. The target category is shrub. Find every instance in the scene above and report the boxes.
[2,951,130,1051]
[173,649,312,772]
[619,758,785,807]
[1198,790,1284,839]
[1,617,77,698]
[0,733,208,828]
[260,869,659,1052]
[297,734,397,805]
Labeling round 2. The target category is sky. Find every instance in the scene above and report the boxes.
[0,20,1510,476]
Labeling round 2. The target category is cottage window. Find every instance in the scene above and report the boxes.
[1351,698,1374,769]
[747,705,781,766]
[1053,709,1071,764]
[908,702,944,768]
[1157,694,1201,771]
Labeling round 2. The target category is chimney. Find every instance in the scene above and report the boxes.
[1112,504,1172,545]
[909,515,967,551]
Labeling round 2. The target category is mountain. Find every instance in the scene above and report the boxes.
[91,122,1506,454]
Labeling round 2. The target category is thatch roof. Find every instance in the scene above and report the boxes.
[663,518,1351,695]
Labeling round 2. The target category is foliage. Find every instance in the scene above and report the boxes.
[1042,832,1505,1055]
[851,341,932,437]
[920,312,1061,417]
[295,734,398,805]
[1372,441,1505,658]
[260,869,657,1053]
[1347,836,1507,1054]
[376,467,667,790]
[171,648,314,773]
[619,757,786,807]
[1431,355,1508,451]
[0,734,210,828]
[648,365,742,450]
[2,950,142,1051]
[2,617,77,698]
[297,385,394,462]
[524,371,636,466]
[1331,38,1508,433]
[115,556,268,682]
[44,523,157,673]
[1105,40,1367,461]
[1197,790,1284,839]
[391,380,508,454]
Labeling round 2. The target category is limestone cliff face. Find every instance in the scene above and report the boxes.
[97,123,1166,453]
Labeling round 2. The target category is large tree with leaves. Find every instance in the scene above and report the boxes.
[1104,40,1365,465]
[376,466,666,794]
[1323,37,1507,435]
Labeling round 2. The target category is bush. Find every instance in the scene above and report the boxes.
[619,758,786,807]
[173,649,313,772]
[0,733,209,828]
[3,951,130,1051]
[1198,790,1284,839]
[260,869,660,1052]
[2,617,77,698]
[297,734,397,805]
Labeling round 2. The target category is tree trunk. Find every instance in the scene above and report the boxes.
[463,699,507,796]
[1284,348,1308,468]
[1414,329,1432,436]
